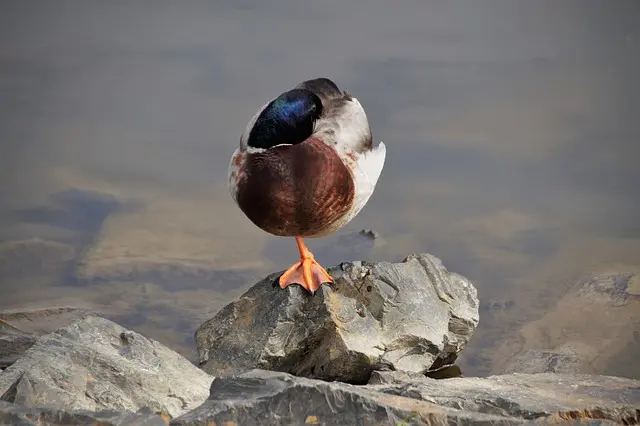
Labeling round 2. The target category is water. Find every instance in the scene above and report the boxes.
[1,0,639,377]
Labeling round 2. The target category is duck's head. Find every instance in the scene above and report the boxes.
[246,88,323,150]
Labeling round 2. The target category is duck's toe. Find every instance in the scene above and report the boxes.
[278,257,333,295]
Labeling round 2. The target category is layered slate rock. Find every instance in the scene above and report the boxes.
[368,370,640,424]
[195,253,479,383]
[2,309,638,425]
[0,315,214,418]
[171,369,518,426]
[0,307,98,369]
[0,320,36,370]
[0,400,168,426]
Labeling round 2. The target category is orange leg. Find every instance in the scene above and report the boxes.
[278,236,334,295]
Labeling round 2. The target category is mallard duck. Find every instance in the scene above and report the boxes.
[228,78,386,295]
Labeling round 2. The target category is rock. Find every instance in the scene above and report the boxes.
[497,269,640,379]
[195,253,479,383]
[171,369,519,425]
[0,307,106,370]
[0,307,101,336]
[423,363,463,380]
[502,345,586,374]
[368,370,640,424]
[0,315,214,418]
[0,320,36,370]
[481,299,516,313]
[578,271,640,306]
[0,400,168,426]
[358,228,382,240]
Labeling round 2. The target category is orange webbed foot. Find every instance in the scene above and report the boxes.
[277,237,333,295]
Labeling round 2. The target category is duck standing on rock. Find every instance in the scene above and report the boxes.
[229,78,386,295]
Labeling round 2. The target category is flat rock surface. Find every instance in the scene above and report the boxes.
[369,370,640,424]
[0,400,168,426]
[0,315,214,418]
[196,253,479,383]
[172,369,519,426]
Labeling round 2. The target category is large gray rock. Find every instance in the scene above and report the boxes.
[171,369,519,426]
[0,315,214,418]
[0,400,168,426]
[369,370,640,424]
[0,321,35,370]
[195,253,479,383]
[0,307,99,370]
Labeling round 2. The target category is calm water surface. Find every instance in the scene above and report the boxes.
[1,1,639,376]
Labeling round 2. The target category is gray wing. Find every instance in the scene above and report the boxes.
[296,78,373,153]
[294,78,343,107]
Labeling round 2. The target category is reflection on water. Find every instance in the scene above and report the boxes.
[1,1,639,376]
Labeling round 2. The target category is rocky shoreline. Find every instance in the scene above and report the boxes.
[1,253,639,425]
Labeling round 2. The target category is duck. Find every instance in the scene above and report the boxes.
[228,77,386,295]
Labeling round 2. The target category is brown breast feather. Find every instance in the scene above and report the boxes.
[236,138,355,237]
